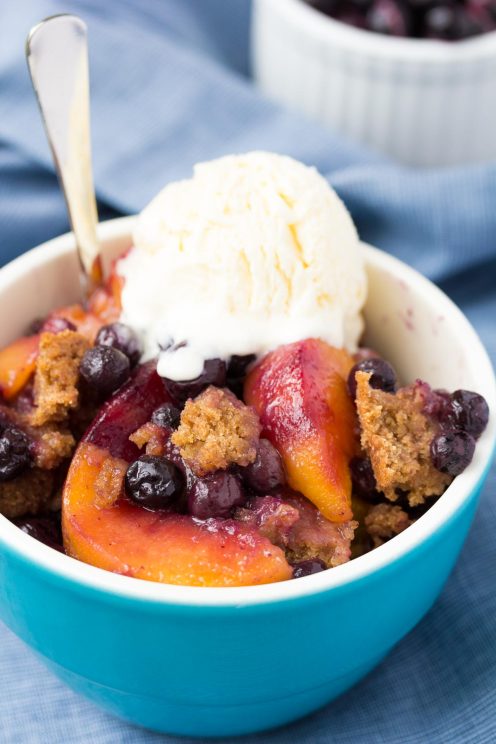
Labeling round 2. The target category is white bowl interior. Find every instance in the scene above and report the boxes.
[363,254,481,391]
[0,216,494,606]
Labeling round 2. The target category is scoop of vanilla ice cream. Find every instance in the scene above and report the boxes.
[117,152,366,381]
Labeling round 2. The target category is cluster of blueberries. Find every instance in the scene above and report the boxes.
[70,325,289,524]
[9,320,147,552]
[308,0,496,40]
[124,414,286,519]
[89,345,329,579]
[0,424,31,481]
[79,321,143,396]
[346,356,489,504]
[13,328,308,572]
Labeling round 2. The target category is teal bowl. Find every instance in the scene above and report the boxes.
[0,217,494,738]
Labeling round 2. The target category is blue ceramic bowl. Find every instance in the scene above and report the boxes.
[0,218,494,738]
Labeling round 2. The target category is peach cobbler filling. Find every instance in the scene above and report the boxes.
[0,264,489,586]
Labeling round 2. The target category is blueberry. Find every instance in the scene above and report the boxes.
[292,559,327,579]
[408,0,434,7]
[430,430,476,475]
[306,0,495,39]
[423,3,459,38]
[443,390,489,440]
[151,402,181,430]
[188,471,246,519]
[307,0,340,15]
[350,0,373,8]
[162,439,188,475]
[334,3,368,28]
[226,354,256,398]
[422,388,452,421]
[227,354,256,380]
[95,322,142,367]
[350,456,380,501]
[80,346,130,398]
[242,440,286,492]
[26,317,45,335]
[14,514,63,552]
[0,425,31,481]
[163,358,227,404]
[347,358,397,400]
[125,455,184,510]
[42,316,77,334]
[452,4,494,38]
[366,0,411,35]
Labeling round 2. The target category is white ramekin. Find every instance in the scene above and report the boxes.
[252,0,496,166]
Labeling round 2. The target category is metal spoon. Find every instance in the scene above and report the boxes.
[26,14,102,296]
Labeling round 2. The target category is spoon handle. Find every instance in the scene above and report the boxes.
[26,14,102,292]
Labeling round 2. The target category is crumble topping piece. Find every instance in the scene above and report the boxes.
[235,496,300,548]
[365,503,412,548]
[236,493,356,568]
[30,331,90,426]
[0,404,75,471]
[94,457,128,509]
[284,494,357,568]
[32,426,75,469]
[0,469,55,519]
[130,422,169,457]
[171,386,261,476]
[355,371,452,506]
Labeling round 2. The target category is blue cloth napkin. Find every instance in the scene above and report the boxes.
[0,2,495,742]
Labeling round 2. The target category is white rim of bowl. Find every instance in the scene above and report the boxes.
[0,215,494,608]
[268,0,496,62]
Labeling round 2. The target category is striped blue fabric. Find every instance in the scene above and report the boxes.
[0,2,494,742]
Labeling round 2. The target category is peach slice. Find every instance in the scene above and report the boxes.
[63,362,291,587]
[46,304,104,343]
[45,265,123,343]
[0,334,39,400]
[245,339,357,523]
[0,304,104,402]
[0,261,123,401]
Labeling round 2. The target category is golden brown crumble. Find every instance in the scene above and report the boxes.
[286,525,357,568]
[30,331,90,426]
[235,497,300,548]
[94,457,128,509]
[171,386,261,476]
[256,503,300,547]
[0,469,55,519]
[130,422,168,457]
[355,371,452,506]
[235,493,356,568]
[32,426,75,469]
[282,494,357,568]
[365,503,412,548]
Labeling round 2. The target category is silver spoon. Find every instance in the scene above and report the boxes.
[26,14,102,295]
